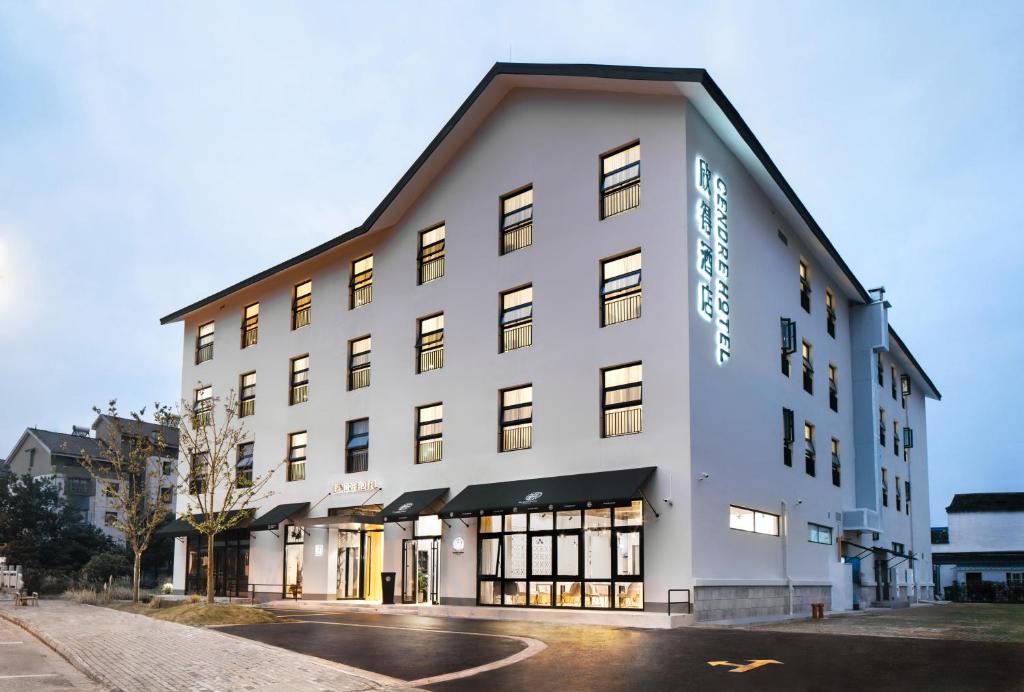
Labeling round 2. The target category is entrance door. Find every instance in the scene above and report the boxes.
[874,555,891,601]
[401,537,440,604]
[337,531,362,599]
[402,540,417,604]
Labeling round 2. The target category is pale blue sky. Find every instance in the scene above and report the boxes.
[1,2,1021,522]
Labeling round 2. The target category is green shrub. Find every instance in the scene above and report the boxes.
[80,552,131,585]
[24,568,73,595]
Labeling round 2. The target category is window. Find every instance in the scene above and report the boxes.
[287,432,306,482]
[825,289,836,337]
[290,355,309,405]
[194,386,213,427]
[802,341,813,394]
[500,285,533,352]
[828,364,838,412]
[346,419,369,473]
[292,280,311,330]
[104,511,118,527]
[189,452,209,494]
[881,468,888,507]
[159,486,172,504]
[729,505,779,536]
[348,335,371,390]
[236,441,254,487]
[162,460,173,476]
[893,421,900,456]
[500,385,533,452]
[67,477,90,495]
[900,374,912,408]
[782,408,795,467]
[877,352,884,386]
[808,523,833,545]
[103,482,119,497]
[892,542,905,555]
[781,318,796,376]
[239,372,256,417]
[600,142,640,219]
[416,403,443,464]
[601,251,642,326]
[1007,572,1023,587]
[602,363,642,437]
[905,480,911,515]
[417,314,444,373]
[804,422,815,476]
[831,438,841,487]
[418,224,445,284]
[879,408,886,446]
[903,427,914,451]
[196,321,214,364]
[799,261,811,312]
[891,366,898,400]
[895,475,902,512]
[350,255,373,309]
[241,304,259,348]
[501,186,533,254]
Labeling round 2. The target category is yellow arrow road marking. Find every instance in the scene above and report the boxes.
[707,659,783,673]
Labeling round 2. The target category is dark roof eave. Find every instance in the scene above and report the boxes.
[888,326,941,400]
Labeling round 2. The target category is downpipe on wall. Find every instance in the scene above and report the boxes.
[781,500,793,616]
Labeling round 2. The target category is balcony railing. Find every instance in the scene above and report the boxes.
[419,255,445,285]
[349,367,370,390]
[603,293,641,326]
[240,398,255,418]
[501,424,532,452]
[196,344,214,364]
[293,307,310,329]
[346,448,369,474]
[604,406,642,437]
[602,180,640,218]
[418,346,444,373]
[417,439,443,464]
[194,408,213,427]
[502,222,532,254]
[800,282,811,312]
[242,327,258,349]
[351,284,372,309]
[287,461,305,482]
[502,322,532,352]
[290,384,308,405]
[803,369,814,394]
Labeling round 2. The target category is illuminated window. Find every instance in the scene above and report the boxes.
[348,335,371,390]
[287,432,306,482]
[825,289,836,338]
[802,341,814,395]
[799,261,811,312]
[416,403,443,464]
[346,419,369,473]
[828,364,838,412]
[602,363,642,437]
[292,281,311,330]
[601,143,640,219]
[418,224,445,285]
[781,318,796,376]
[196,322,214,364]
[500,385,532,452]
[831,438,841,487]
[729,505,779,536]
[782,408,794,467]
[236,441,253,487]
[241,303,259,348]
[501,186,533,254]
[290,355,309,405]
[239,372,255,417]
[350,255,373,309]
[500,285,533,352]
[193,386,213,427]
[881,468,888,507]
[417,313,444,373]
[804,422,816,477]
[601,251,642,326]
[808,523,832,545]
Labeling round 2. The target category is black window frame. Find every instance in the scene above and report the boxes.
[500,284,533,353]
[825,289,836,338]
[287,432,306,482]
[417,223,446,285]
[881,468,889,507]
[348,335,371,390]
[236,441,254,487]
[828,363,839,412]
[802,341,814,395]
[345,418,369,473]
[189,451,210,495]
[239,371,256,417]
[292,280,312,330]
[416,403,443,464]
[601,362,643,438]
[350,255,373,309]
[241,303,259,349]
[499,384,533,452]
[289,354,309,405]
[416,313,444,374]
[782,408,795,467]
[799,261,811,313]
[600,250,642,327]
[196,321,215,364]
[781,318,796,376]
[831,438,841,487]
[804,422,816,477]
[600,141,641,220]
[500,185,533,255]
[193,385,213,427]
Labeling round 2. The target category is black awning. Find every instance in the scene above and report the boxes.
[379,488,449,523]
[249,502,310,531]
[155,509,252,537]
[439,467,656,518]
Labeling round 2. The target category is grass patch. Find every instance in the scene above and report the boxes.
[106,601,278,626]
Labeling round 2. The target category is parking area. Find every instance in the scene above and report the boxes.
[0,617,101,691]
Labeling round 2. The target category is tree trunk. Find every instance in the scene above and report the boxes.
[133,552,142,603]
[206,532,215,604]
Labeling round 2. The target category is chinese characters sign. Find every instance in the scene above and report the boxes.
[333,479,378,494]
[695,157,732,365]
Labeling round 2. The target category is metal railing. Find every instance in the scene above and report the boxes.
[604,406,642,437]
[248,584,294,604]
[349,367,370,390]
[290,384,308,405]
[195,344,214,364]
[293,307,311,329]
[667,588,692,615]
[346,449,369,473]
[287,461,305,482]
[242,327,258,348]
[418,347,444,373]
[603,293,641,326]
[351,284,372,309]
[240,398,255,418]
[419,256,445,284]
[502,222,532,254]
[501,424,532,452]
[417,439,443,464]
[502,322,533,352]
[602,181,640,218]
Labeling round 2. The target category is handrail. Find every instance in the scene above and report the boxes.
[248,583,295,605]
[667,588,692,615]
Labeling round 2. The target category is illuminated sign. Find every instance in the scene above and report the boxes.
[694,156,732,365]
[332,479,379,494]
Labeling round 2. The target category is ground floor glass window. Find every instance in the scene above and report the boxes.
[185,530,249,597]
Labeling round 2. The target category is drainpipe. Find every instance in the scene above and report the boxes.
[781,500,793,616]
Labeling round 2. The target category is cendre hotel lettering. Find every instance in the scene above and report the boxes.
[695,156,732,365]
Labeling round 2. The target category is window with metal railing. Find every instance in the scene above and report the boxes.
[350,255,373,309]
[287,432,306,482]
[893,421,900,456]
[417,313,444,373]
[601,251,641,326]
[196,321,214,364]
[802,341,814,395]
[418,224,445,285]
[900,374,911,408]
[804,422,816,477]
[783,408,794,467]
[346,419,369,473]
[193,386,213,427]
[499,385,532,452]
[895,475,902,512]
[241,303,259,348]
[799,261,811,313]
[500,285,533,352]
[189,451,209,494]
[348,335,371,390]
[881,468,888,506]
[292,280,311,330]
[416,403,443,464]
[828,364,838,412]
[500,186,533,254]
[239,372,256,417]
[602,363,642,437]
[825,289,836,338]
[290,355,309,405]
[236,441,254,487]
[600,143,640,219]
[831,438,841,487]
[879,408,886,447]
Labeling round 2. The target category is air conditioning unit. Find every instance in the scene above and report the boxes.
[841,508,881,532]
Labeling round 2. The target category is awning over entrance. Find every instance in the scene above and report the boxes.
[154,509,252,537]
[249,502,310,531]
[378,488,449,523]
[439,467,656,518]
[293,505,384,528]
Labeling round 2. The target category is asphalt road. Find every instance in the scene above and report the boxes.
[219,608,1024,692]
[0,617,100,691]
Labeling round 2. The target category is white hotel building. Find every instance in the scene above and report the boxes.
[160,64,940,621]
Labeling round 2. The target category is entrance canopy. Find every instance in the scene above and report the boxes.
[155,509,252,537]
[439,467,656,518]
[294,504,384,528]
[249,502,310,532]
[378,488,449,523]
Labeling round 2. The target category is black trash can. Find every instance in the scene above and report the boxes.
[381,571,396,605]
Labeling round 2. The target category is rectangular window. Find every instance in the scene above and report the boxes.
[828,364,838,412]
[802,341,814,395]
[900,374,912,407]
[895,475,902,511]
[239,372,256,417]
[501,186,533,254]
[831,438,841,487]
[903,427,914,450]
[189,452,209,494]
[500,385,533,452]
[602,363,642,437]
[601,143,640,219]
[236,441,254,487]
[601,251,642,326]
[892,542,905,555]
[418,224,445,285]
[104,511,118,527]
[799,261,811,312]
[292,281,311,330]
[808,523,833,545]
[159,486,172,504]
[905,480,912,516]
[782,408,794,467]
[804,422,816,477]
[350,255,373,309]
[891,366,898,400]
[67,477,90,495]
[894,421,900,456]
[196,321,214,364]
[241,303,259,348]
[825,289,836,338]
[194,386,213,427]
[881,468,888,507]
[879,408,886,446]
[500,285,533,352]
[287,432,306,482]
[781,318,796,376]
[348,335,371,390]
[346,419,369,473]
[416,403,443,464]
[729,505,779,536]
[417,313,444,373]
[290,355,309,405]
[877,352,884,386]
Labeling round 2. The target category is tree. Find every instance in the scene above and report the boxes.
[81,552,131,585]
[162,389,278,603]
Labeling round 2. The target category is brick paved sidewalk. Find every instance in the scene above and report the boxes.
[0,600,406,692]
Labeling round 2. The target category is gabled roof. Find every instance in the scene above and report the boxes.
[92,414,180,449]
[947,493,1024,514]
[26,428,106,459]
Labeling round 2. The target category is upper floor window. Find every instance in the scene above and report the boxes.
[831,438,841,487]
[241,304,259,348]
[350,255,373,309]
[893,421,900,456]
[804,422,815,477]
[802,341,814,395]
[890,366,898,400]
[290,355,309,405]
[418,224,445,285]
[782,408,794,467]
[236,441,254,487]
[601,142,640,219]
[499,385,533,452]
[781,318,796,377]
[729,505,779,536]
[348,335,371,390]
[196,321,214,364]
[892,541,905,555]
[194,386,213,427]
[825,289,836,337]
[799,261,811,313]
[895,474,903,512]
[601,250,642,326]
[239,372,256,417]
[67,477,90,495]
[900,374,911,408]
[417,313,444,373]
[292,281,311,330]
[828,364,838,412]
[346,419,369,473]
[189,451,209,495]
[905,480,911,515]
[501,186,533,254]
[602,363,643,438]
[879,408,886,447]
[416,403,443,464]
[500,285,533,353]
[881,467,889,506]
[287,432,306,482]
[808,523,833,545]
[876,352,884,386]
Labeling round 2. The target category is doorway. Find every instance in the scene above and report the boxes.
[402,538,440,604]
[874,552,891,601]
[336,527,383,600]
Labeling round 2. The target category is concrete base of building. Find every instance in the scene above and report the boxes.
[693,584,831,622]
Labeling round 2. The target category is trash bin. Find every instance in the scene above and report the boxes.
[381,571,396,605]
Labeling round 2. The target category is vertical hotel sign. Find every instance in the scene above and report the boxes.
[695,157,731,365]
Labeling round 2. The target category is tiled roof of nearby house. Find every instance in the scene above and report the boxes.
[29,428,106,458]
[946,493,1024,514]
[93,414,179,449]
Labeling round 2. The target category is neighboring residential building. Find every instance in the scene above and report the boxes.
[159,63,939,620]
[932,493,1024,601]
[4,415,179,541]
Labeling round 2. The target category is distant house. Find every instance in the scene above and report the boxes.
[4,415,179,542]
[932,493,1024,601]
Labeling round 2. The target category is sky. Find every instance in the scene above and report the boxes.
[0,1,1021,523]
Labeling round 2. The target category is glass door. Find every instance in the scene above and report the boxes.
[402,537,440,604]
[402,540,417,604]
[337,530,362,599]
[363,529,382,601]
